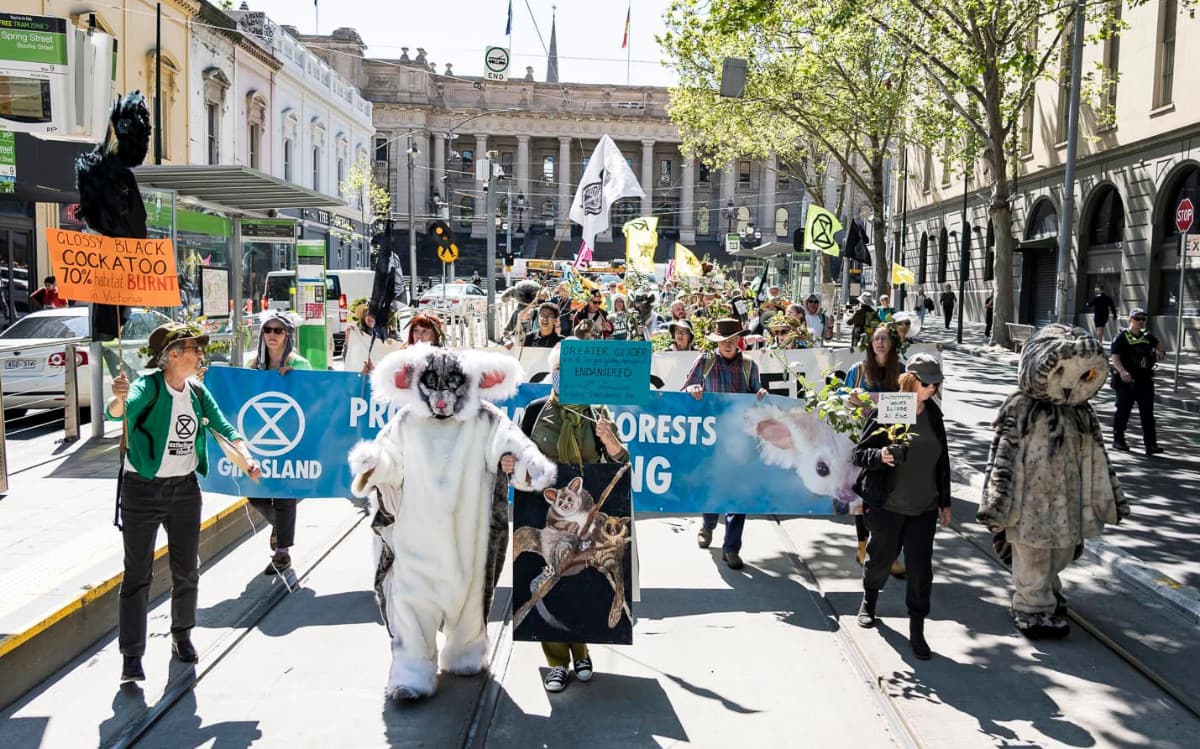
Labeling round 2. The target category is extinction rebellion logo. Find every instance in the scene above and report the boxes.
[582,169,606,215]
[218,391,322,480]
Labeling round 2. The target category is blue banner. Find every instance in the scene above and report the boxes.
[201,368,860,515]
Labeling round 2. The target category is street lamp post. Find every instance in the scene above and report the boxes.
[724,199,736,234]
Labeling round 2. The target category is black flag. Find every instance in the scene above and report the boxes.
[842,220,872,265]
[368,234,405,340]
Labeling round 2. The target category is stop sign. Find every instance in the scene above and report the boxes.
[1178,198,1195,233]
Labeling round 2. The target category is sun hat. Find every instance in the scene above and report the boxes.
[706,317,748,343]
[668,319,694,337]
[859,292,875,307]
[146,322,208,364]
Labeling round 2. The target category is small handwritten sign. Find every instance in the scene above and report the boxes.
[877,392,918,425]
[46,228,180,307]
[558,339,652,406]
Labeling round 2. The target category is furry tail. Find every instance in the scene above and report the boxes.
[531,569,569,631]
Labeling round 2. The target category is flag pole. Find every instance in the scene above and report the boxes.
[626,4,631,86]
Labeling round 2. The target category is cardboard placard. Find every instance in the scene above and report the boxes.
[558,339,652,406]
[46,228,180,306]
[876,392,918,425]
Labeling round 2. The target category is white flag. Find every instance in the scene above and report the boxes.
[569,134,646,250]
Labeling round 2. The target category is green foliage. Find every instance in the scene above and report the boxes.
[336,158,391,245]
[871,422,916,446]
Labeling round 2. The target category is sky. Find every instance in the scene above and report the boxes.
[239,0,680,88]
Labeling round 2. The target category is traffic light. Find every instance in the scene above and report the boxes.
[428,220,459,263]
[504,252,515,267]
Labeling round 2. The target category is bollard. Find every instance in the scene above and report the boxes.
[63,343,80,442]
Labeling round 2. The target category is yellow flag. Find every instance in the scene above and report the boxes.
[623,216,658,274]
[674,242,703,277]
[891,262,916,286]
[804,205,844,257]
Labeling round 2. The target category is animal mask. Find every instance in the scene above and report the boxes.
[370,345,522,420]
[1017,324,1107,406]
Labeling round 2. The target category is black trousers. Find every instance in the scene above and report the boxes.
[942,304,954,328]
[1112,377,1157,448]
[248,498,298,549]
[118,472,202,657]
[863,506,938,618]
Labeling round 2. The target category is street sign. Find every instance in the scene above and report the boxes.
[484,46,510,81]
[437,243,459,263]
[1187,235,1200,258]
[725,233,741,253]
[1176,198,1194,233]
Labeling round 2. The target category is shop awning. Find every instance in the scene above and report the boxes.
[133,165,343,213]
[729,240,795,259]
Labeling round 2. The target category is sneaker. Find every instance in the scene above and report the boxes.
[697,528,713,549]
[573,657,593,682]
[120,655,145,683]
[543,666,568,692]
[264,552,291,576]
[722,551,744,570]
[171,637,198,663]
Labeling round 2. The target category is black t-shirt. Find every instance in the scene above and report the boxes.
[1089,294,1116,323]
[1111,329,1159,378]
[524,330,563,348]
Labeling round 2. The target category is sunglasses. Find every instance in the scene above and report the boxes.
[918,379,938,388]
[263,326,286,334]
[1132,316,1147,321]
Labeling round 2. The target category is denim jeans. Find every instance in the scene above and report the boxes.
[118,472,202,657]
[702,513,747,554]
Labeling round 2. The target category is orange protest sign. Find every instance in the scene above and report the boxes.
[45,229,181,307]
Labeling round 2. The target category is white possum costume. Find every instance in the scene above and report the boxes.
[348,345,555,701]
[978,324,1129,639]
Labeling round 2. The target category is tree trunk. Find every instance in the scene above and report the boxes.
[989,147,1015,349]
[870,152,889,297]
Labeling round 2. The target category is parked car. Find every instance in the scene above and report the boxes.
[0,306,170,418]
[418,283,487,314]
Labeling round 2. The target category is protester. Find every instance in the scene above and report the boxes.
[876,294,895,321]
[669,319,696,351]
[852,354,952,661]
[30,276,68,309]
[524,303,564,348]
[893,312,915,357]
[1110,308,1164,456]
[520,342,629,692]
[669,299,688,322]
[573,290,612,337]
[800,295,834,346]
[1087,286,1119,344]
[555,284,574,337]
[107,322,261,683]
[984,292,994,340]
[845,293,876,349]
[843,324,904,570]
[407,313,444,347]
[684,318,768,569]
[246,314,312,575]
[915,285,929,326]
[940,284,956,329]
[609,294,633,340]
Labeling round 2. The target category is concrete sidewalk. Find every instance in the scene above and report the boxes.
[0,421,261,711]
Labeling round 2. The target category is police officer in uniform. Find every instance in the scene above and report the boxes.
[1110,308,1165,456]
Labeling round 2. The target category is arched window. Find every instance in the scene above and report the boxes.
[1025,198,1058,240]
[774,208,789,238]
[697,206,710,236]
[937,228,949,284]
[985,220,996,282]
[1079,185,1125,314]
[1154,165,1200,315]
[918,233,929,285]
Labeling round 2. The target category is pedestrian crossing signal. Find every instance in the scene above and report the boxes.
[429,220,459,264]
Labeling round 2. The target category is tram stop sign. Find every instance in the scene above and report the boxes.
[1177,198,1195,233]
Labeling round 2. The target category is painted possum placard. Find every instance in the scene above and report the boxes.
[512,463,634,645]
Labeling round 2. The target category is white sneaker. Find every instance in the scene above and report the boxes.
[573,656,593,682]
[543,666,568,692]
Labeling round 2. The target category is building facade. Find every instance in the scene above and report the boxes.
[895,1,1199,351]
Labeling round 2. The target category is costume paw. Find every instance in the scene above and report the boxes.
[1014,611,1070,640]
[511,447,557,491]
[386,652,438,701]
[348,440,381,495]
[439,636,488,676]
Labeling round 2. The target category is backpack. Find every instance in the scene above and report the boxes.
[924,297,934,312]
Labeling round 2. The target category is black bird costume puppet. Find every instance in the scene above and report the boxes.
[75,92,153,339]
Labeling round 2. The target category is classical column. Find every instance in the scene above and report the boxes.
[719,161,736,234]
[432,133,446,217]
[680,154,696,244]
[640,139,655,217]
[516,135,530,205]
[413,132,430,225]
[472,134,489,238]
[557,136,571,240]
[761,152,777,238]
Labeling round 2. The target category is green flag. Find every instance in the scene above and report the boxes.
[804,205,843,257]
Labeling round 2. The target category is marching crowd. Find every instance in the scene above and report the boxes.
[101,268,1165,689]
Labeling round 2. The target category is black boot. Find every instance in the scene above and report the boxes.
[120,655,145,682]
[909,616,932,660]
[857,590,879,628]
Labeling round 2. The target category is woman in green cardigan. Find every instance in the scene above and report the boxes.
[107,322,261,684]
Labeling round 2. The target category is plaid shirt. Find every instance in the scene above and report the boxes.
[682,351,761,394]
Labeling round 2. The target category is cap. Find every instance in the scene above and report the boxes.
[1130,308,1147,319]
[905,353,943,384]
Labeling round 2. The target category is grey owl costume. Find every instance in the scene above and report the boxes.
[978,324,1129,638]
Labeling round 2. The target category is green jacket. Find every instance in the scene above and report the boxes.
[105,370,241,480]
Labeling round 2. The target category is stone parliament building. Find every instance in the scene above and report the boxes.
[299,26,813,277]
